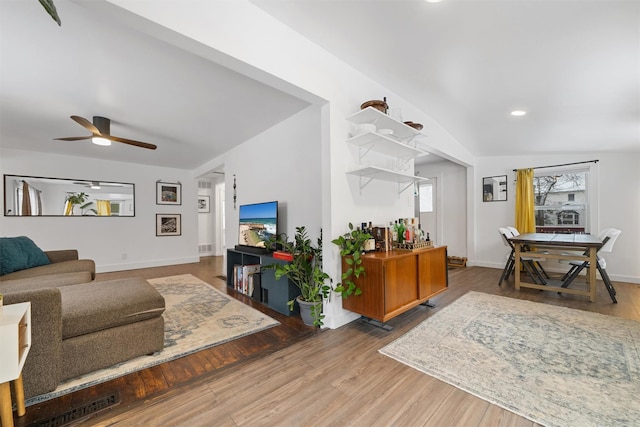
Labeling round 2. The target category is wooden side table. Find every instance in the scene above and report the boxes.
[0,302,31,427]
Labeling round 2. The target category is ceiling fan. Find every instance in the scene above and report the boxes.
[55,116,157,150]
[73,181,124,189]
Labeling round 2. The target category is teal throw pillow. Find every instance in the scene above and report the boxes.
[0,236,51,276]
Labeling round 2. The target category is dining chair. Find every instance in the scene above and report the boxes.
[560,228,621,303]
[506,226,550,279]
[498,227,548,286]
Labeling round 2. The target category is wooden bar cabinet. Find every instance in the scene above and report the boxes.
[342,246,448,322]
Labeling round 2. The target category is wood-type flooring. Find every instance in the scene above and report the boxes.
[13,257,640,427]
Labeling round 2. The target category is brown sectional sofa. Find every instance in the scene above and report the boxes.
[0,249,165,399]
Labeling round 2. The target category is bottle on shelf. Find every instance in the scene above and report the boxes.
[404,218,412,243]
[390,221,397,244]
[410,218,417,243]
[397,219,405,244]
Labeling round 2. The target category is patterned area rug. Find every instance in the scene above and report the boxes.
[379,291,640,427]
[26,274,279,406]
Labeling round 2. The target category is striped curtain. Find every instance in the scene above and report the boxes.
[515,168,535,233]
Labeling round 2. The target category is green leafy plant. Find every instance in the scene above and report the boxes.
[331,223,372,298]
[39,0,61,26]
[65,192,88,215]
[264,226,331,327]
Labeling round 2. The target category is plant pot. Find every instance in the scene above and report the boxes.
[296,296,322,327]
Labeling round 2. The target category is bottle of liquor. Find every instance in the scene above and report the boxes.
[404,218,412,243]
[390,221,397,244]
[410,218,417,243]
[417,224,424,242]
[397,218,405,244]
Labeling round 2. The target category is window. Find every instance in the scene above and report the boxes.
[534,170,588,233]
[419,183,433,212]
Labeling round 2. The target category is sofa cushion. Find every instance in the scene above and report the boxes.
[0,236,50,276]
[0,271,93,293]
[0,259,96,282]
[60,277,165,339]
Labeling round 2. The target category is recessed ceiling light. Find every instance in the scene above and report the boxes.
[425,0,443,3]
[510,110,527,117]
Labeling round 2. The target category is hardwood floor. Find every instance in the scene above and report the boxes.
[14,258,640,427]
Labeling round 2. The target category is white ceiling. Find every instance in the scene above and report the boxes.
[1,0,638,172]
[0,0,310,170]
[252,0,640,157]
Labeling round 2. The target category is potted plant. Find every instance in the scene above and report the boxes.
[264,226,331,327]
[65,192,88,216]
[331,223,372,298]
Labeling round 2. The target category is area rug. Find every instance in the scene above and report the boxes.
[379,291,640,427]
[26,274,279,406]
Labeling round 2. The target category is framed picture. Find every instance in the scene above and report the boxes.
[156,181,181,205]
[156,214,181,236]
[198,195,210,213]
[483,175,508,202]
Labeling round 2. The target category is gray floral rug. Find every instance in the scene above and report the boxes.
[379,291,640,427]
[27,274,278,406]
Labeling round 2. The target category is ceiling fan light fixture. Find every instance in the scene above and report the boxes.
[92,136,111,146]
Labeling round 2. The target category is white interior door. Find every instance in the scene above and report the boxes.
[417,179,438,243]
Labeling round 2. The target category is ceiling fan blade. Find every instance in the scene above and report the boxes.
[108,135,157,150]
[54,136,92,141]
[71,115,100,134]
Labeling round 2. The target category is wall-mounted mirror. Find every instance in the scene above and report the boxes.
[483,175,507,202]
[4,174,135,216]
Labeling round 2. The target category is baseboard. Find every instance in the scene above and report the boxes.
[96,256,200,273]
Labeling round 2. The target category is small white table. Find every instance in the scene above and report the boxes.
[0,302,32,427]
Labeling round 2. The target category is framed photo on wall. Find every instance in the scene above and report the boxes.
[483,175,508,202]
[156,181,181,205]
[198,195,210,213]
[156,214,181,236]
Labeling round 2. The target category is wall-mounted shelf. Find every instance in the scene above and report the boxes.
[346,107,422,141]
[345,107,429,194]
[347,165,429,194]
[346,132,429,161]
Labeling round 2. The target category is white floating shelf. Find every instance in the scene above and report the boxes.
[346,132,429,160]
[346,107,423,140]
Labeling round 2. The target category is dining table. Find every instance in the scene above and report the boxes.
[508,233,603,302]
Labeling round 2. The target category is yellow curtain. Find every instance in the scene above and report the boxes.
[515,168,535,234]
[96,200,111,216]
[64,200,73,216]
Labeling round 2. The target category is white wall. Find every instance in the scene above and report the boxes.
[0,148,199,272]
[197,179,214,256]
[198,106,323,259]
[473,152,640,284]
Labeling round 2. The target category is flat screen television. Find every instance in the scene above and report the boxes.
[237,200,278,250]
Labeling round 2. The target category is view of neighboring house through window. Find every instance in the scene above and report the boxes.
[533,170,588,233]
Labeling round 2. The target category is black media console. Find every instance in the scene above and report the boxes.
[226,248,301,316]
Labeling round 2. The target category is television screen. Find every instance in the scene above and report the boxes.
[238,201,278,248]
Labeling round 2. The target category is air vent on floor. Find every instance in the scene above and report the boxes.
[199,244,213,253]
[32,394,119,427]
